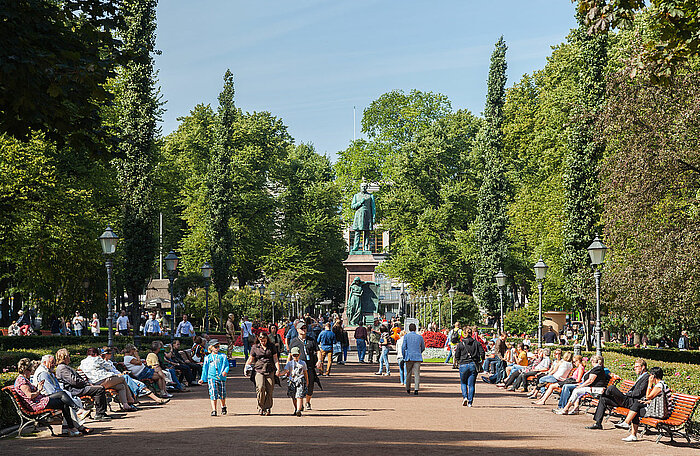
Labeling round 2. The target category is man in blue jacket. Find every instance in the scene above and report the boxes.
[317,323,336,376]
[402,323,425,394]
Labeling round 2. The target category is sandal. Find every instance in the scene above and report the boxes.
[79,427,93,435]
[158,398,170,405]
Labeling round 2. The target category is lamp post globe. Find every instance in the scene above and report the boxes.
[533,258,548,347]
[494,269,507,333]
[587,234,608,356]
[201,262,213,335]
[98,226,118,347]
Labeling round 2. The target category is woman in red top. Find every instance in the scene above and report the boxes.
[14,358,85,436]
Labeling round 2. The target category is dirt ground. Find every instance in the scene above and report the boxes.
[2,355,698,455]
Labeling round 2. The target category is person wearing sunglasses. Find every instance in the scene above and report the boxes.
[287,320,322,411]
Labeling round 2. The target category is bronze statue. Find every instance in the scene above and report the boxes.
[351,183,376,252]
[347,276,377,326]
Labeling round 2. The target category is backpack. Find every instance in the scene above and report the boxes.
[450,330,461,344]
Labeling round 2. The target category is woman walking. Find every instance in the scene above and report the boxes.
[455,326,485,407]
[245,332,280,415]
[375,326,392,376]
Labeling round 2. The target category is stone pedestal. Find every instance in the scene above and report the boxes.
[342,253,380,326]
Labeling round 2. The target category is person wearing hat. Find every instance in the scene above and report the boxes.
[281,346,308,416]
[287,320,322,410]
[199,339,229,416]
[245,331,280,416]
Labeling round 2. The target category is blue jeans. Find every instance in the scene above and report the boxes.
[445,349,452,363]
[459,362,477,404]
[482,357,497,373]
[243,337,251,360]
[378,346,390,373]
[74,329,83,336]
[168,368,184,390]
[342,345,348,363]
[538,374,558,394]
[356,339,367,362]
[558,383,577,408]
[398,359,406,384]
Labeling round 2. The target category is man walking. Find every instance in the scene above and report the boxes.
[368,323,380,364]
[402,323,425,395]
[72,311,85,336]
[354,324,368,363]
[175,314,195,338]
[116,310,130,336]
[225,314,236,358]
[241,315,253,360]
[288,321,322,411]
[588,358,649,430]
[317,323,336,376]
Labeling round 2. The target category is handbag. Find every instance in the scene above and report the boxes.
[332,342,342,354]
[645,384,670,419]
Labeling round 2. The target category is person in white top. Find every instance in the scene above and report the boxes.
[116,310,130,336]
[90,314,100,336]
[241,316,253,359]
[79,347,136,411]
[72,311,85,336]
[396,331,406,386]
[530,350,573,399]
[175,314,195,337]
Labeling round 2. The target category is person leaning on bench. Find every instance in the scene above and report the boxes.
[587,358,649,430]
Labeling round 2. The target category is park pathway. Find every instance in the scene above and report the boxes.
[1,356,697,455]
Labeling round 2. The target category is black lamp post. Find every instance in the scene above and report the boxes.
[98,226,118,347]
[201,262,213,335]
[587,234,608,356]
[164,250,179,341]
[428,294,434,325]
[270,290,276,324]
[437,292,443,329]
[258,284,266,322]
[534,258,549,347]
[495,269,507,333]
[448,286,456,326]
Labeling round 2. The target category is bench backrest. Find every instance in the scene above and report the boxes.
[618,379,635,395]
[668,393,700,421]
[2,385,31,415]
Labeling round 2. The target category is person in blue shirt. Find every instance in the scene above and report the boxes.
[401,323,425,394]
[199,339,230,416]
[317,323,336,376]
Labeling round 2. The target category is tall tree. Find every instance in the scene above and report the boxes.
[562,13,608,349]
[474,37,510,320]
[114,0,160,334]
[207,70,236,330]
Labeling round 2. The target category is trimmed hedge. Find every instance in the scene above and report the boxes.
[0,335,194,351]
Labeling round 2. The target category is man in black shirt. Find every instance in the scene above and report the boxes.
[288,321,322,411]
[543,326,558,344]
[588,358,649,429]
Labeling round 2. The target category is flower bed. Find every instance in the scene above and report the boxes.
[422,331,447,348]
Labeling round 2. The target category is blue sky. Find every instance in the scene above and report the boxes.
[154,1,578,160]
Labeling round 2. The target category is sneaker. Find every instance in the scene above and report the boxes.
[374,372,382,375]
[614,421,630,430]
[622,434,638,442]
[462,398,468,406]
[295,410,302,417]
[304,403,311,411]
[467,403,473,407]
[414,390,419,395]
[586,424,603,430]
[221,407,227,415]
[211,411,217,417]
[94,414,112,421]
[552,409,566,415]
[406,389,411,395]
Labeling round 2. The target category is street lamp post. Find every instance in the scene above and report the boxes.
[428,294,434,325]
[270,290,276,324]
[495,269,507,333]
[295,292,300,319]
[437,292,443,329]
[534,258,549,347]
[98,226,118,347]
[201,262,213,335]
[164,250,179,341]
[258,284,266,322]
[448,287,456,326]
[587,234,608,357]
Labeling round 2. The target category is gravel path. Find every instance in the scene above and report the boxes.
[2,354,698,455]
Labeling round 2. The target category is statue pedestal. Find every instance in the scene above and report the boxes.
[342,253,380,326]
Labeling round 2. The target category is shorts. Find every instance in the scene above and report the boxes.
[287,381,308,399]
[208,379,226,400]
[136,367,155,381]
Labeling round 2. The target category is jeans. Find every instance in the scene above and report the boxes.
[482,357,498,373]
[243,337,251,360]
[459,362,477,404]
[398,359,406,384]
[356,339,367,362]
[46,392,77,429]
[378,346,390,373]
[558,383,577,408]
[342,345,348,363]
[74,329,83,336]
[445,349,452,363]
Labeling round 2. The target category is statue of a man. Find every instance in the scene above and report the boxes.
[351,183,376,252]
[347,276,376,326]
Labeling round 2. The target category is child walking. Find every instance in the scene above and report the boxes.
[281,346,308,416]
[199,339,230,416]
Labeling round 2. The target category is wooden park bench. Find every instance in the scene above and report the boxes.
[640,393,700,443]
[582,374,621,413]
[2,385,63,437]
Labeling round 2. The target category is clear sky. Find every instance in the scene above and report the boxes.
[154,1,578,160]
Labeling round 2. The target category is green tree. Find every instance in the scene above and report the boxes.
[114,0,160,330]
[207,70,237,331]
[562,13,608,349]
[475,37,510,320]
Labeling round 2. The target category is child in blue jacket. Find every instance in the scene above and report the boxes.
[199,339,230,416]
